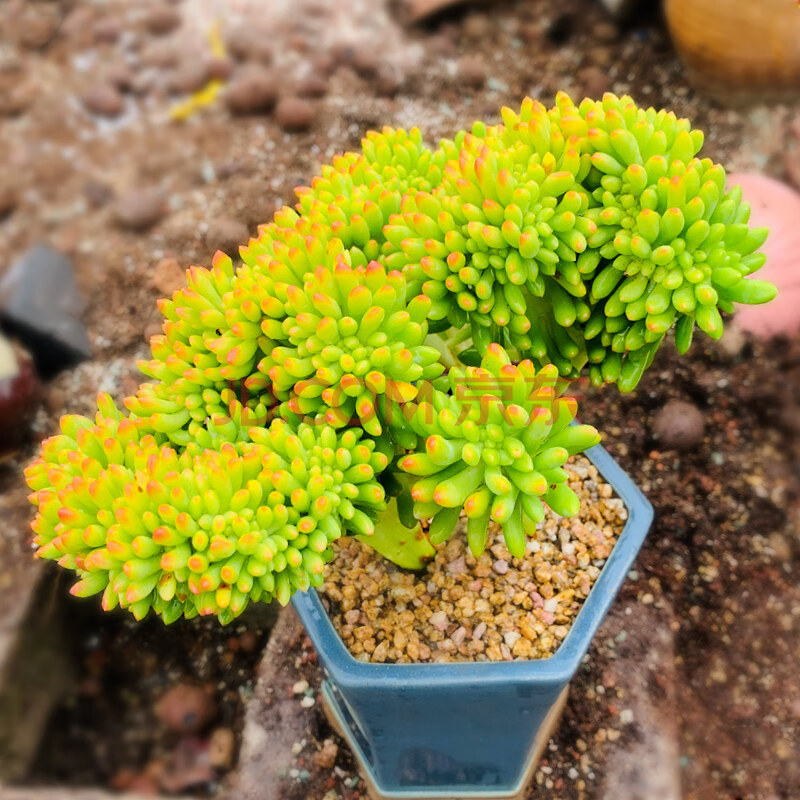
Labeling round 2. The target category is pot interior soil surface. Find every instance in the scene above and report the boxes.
[321,456,627,663]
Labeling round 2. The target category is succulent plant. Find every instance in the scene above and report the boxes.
[25,95,776,623]
[265,258,444,434]
[393,344,600,558]
[26,395,387,623]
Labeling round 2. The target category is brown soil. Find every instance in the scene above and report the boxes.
[322,457,627,664]
[20,570,274,795]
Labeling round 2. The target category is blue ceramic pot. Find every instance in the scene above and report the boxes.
[293,443,653,799]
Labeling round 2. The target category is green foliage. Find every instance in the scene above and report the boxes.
[394,344,600,558]
[26,95,775,623]
[26,396,386,623]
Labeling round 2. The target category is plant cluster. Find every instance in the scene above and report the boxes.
[26,94,775,623]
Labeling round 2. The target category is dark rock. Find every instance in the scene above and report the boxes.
[0,336,41,456]
[206,217,250,255]
[653,400,705,450]
[457,56,486,89]
[546,13,573,44]
[82,83,125,117]
[224,66,278,115]
[156,684,216,735]
[0,244,90,377]
[113,187,166,231]
[275,96,314,132]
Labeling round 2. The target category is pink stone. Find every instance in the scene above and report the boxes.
[727,173,800,339]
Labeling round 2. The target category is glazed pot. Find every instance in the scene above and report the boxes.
[665,0,800,105]
[292,443,654,800]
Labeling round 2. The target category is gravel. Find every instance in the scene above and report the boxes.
[322,456,627,663]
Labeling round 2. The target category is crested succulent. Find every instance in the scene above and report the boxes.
[264,258,444,434]
[394,344,600,558]
[26,395,387,624]
[26,94,776,623]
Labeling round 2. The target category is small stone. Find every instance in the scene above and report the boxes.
[457,56,486,89]
[296,76,328,98]
[344,609,361,625]
[82,179,113,209]
[169,59,211,95]
[451,626,467,646]
[375,67,402,98]
[275,97,314,132]
[492,559,509,575]
[600,0,640,20]
[93,18,122,44]
[151,257,185,296]
[463,14,491,40]
[156,684,216,735]
[140,40,178,69]
[113,187,166,231]
[224,66,278,115]
[238,630,259,653]
[82,84,125,117]
[619,708,634,725]
[430,610,449,631]
[0,185,17,219]
[105,64,136,92]
[446,556,466,575]
[206,56,233,81]
[578,65,609,97]
[350,50,380,79]
[715,324,747,360]
[224,24,274,64]
[315,739,339,769]
[145,6,182,36]
[653,400,705,450]
[208,727,235,770]
[594,21,618,42]
[472,622,487,640]
[291,680,309,695]
[300,695,316,708]
[206,216,249,255]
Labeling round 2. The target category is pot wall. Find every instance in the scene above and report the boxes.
[293,443,654,798]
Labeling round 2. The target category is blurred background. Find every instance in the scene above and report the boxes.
[0,1,798,799]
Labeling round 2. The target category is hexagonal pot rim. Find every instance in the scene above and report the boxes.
[293,441,654,688]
